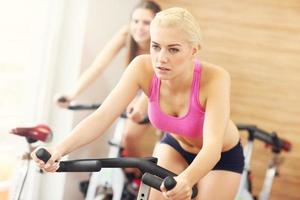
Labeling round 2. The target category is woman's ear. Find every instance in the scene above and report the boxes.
[191,45,199,56]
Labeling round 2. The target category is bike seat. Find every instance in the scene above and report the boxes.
[10,124,52,143]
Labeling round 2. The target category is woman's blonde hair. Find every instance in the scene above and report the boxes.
[151,7,202,50]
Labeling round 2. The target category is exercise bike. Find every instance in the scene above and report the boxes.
[35,148,198,200]
[65,102,150,200]
[235,124,292,200]
[8,124,53,200]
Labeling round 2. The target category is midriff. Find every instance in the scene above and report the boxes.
[171,120,240,154]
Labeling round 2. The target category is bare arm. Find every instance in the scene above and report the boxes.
[180,67,231,185]
[66,25,129,100]
[56,58,144,157]
[31,56,151,171]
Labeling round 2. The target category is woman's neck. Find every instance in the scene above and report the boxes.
[162,62,194,93]
[137,40,150,54]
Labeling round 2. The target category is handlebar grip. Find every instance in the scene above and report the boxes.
[36,148,51,163]
[137,116,150,124]
[142,173,163,191]
[164,176,177,190]
[236,124,257,131]
[57,96,68,103]
[142,173,198,199]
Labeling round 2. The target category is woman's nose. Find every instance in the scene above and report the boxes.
[134,21,144,30]
[157,50,168,63]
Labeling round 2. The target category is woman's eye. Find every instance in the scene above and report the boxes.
[143,21,151,26]
[169,48,179,53]
[151,45,160,50]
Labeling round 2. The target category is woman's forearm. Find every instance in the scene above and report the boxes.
[70,57,109,98]
[56,54,144,158]
[55,107,117,156]
[69,28,127,99]
[180,147,221,185]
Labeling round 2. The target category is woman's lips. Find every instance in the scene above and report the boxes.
[134,31,147,38]
[156,66,170,71]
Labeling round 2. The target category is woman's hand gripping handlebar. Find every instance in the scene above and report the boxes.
[35,148,198,199]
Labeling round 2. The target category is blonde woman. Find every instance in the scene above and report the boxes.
[33,7,244,200]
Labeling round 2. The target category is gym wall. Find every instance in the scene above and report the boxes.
[155,0,300,199]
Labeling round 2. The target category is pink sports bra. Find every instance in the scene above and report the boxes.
[148,60,205,138]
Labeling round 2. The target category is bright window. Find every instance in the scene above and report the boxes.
[0,0,56,141]
[0,3,66,199]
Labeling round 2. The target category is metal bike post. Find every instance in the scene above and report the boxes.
[9,140,38,200]
[136,182,151,200]
[259,152,280,200]
[235,133,255,200]
[85,117,126,200]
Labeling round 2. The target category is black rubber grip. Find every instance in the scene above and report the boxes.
[57,96,68,103]
[142,173,163,191]
[164,176,177,190]
[36,148,51,163]
[142,173,198,199]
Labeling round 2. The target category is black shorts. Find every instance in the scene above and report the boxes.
[160,133,245,174]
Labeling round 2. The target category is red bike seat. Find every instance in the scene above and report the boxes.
[10,124,52,143]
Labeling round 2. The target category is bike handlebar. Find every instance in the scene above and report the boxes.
[141,173,198,198]
[67,104,150,125]
[237,124,292,152]
[36,148,198,199]
[67,104,100,110]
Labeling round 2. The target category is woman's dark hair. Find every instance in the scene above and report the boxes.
[125,0,161,65]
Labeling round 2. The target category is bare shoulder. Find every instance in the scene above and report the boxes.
[198,61,231,103]
[128,55,152,71]
[126,55,154,95]
[111,25,130,46]
[118,24,130,36]
[201,61,230,84]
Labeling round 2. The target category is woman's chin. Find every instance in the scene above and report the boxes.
[133,36,149,43]
[155,73,170,80]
